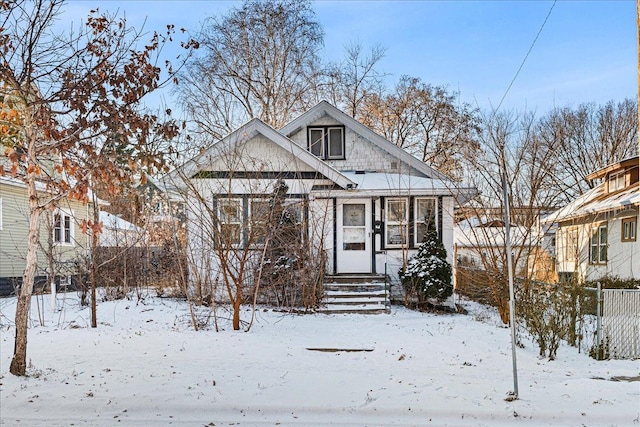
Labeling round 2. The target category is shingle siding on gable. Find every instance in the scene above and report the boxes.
[288,116,427,176]
[201,134,317,173]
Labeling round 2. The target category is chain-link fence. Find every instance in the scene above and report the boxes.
[600,288,640,359]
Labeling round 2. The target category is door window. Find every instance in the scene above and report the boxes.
[343,204,366,250]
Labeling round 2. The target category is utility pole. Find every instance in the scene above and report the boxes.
[502,171,519,400]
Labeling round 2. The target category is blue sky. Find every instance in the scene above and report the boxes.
[63,0,636,114]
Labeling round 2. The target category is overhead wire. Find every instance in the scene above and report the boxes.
[494,0,557,114]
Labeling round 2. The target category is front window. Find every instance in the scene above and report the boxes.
[415,198,437,245]
[218,199,242,246]
[589,224,607,264]
[622,217,637,242]
[308,126,344,159]
[386,198,408,247]
[249,199,304,247]
[53,211,73,244]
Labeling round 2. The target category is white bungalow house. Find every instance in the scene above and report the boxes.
[169,101,475,309]
[544,156,639,282]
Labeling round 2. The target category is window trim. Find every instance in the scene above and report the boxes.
[385,198,408,248]
[589,223,607,265]
[414,197,438,246]
[621,217,637,242]
[307,126,345,160]
[53,209,74,246]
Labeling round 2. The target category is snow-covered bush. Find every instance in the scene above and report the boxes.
[399,229,452,305]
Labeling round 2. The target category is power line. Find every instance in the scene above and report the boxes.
[494,0,557,113]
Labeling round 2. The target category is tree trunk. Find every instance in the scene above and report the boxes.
[90,225,98,328]
[10,176,41,376]
[232,292,241,331]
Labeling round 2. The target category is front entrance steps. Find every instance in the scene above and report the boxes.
[319,274,390,314]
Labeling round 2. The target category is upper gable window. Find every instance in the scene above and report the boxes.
[608,170,625,192]
[308,126,344,160]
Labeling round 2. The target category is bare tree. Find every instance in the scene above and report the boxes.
[177,0,323,139]
[359,76,481,180]
[540,99,638,202]
[0,0,195,376]
[457,110,562,323]
[322,42,387,119]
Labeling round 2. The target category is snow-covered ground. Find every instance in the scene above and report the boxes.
[0,291,638,426]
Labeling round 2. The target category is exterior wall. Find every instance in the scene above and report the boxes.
[308,197,333,274]
[556,207,640,281]
[288,114,426,176]
[0,180,91,289]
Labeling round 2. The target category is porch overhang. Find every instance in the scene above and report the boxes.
[309,172,477,203]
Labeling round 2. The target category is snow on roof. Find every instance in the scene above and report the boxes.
[543,184,640,224]
[343,172,449,191]
[454,219,535,248]
[1,174,50,191]
[99,211,143,232]
[1,175,108,205]
[323,172,476,201]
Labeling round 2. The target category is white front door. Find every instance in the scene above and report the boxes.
[336,199,371,273]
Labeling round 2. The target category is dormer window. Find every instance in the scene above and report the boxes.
[308,126,344,160]
[608,170,625,192]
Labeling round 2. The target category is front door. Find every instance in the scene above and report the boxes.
[336,199,371,273]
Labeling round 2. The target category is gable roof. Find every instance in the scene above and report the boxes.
[279,101,449,181]
[586,155,639,181]
[168,118,355,190]
[543,155,640,224]
[543,183,640,224]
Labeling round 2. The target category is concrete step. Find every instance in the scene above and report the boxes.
[324,296,387,305]
[324,274,387,284]
[324,283,388,293]
[321,277,390,314]
[317,304,390,315]
[324,290,387,298]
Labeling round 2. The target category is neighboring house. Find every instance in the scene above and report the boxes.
[454,214,557,283]
[0,175,93,296]
[169,101,475,304]
[99,211,147,248]
[454,217,536,276]
[545,156,639,282]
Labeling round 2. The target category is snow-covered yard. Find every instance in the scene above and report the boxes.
[0,292,638,426]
